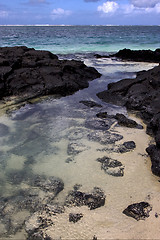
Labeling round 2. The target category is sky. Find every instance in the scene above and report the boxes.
[0,0,160,25]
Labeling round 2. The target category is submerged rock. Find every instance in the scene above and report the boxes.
[79,100,102,108]
[25,204,64,239]
[25,211,53,235]
[97,141,136,154]
[85,118,116,131]
[27,231,52,240]
[0,123,9,137]
[67,142,90,156]
[123,141,136,150]
[30,175,64,195]
[123,202,152,220]
[97,156,124,177]
[69,213,83,223]
[67,128,88,141]
[96,112,143,129]
[96,112,108,119]
[0,46,101,100]
[65,187,105,210]
[87,130,123,145]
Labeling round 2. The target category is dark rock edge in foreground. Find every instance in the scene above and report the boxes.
[97,51,160,177]
[0,46,101,101]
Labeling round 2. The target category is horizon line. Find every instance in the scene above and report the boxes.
[0,24,159,27]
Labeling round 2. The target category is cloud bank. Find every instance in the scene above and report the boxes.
[97,1,119,14]
[97,0,160,16]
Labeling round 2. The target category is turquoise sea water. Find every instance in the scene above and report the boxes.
[0,25,160,54]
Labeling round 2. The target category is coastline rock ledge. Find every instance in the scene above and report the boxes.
[97,64,160,177]
[0,46,101,100]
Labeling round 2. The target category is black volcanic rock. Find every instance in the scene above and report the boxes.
[111,48,160,62]
[0,46,101,100]
[97,65,160,122]
[146,145,160,177]
[115,113,143,129]
[69,213,83,223]
[97,60,160,176]
[123,202,152,221]
[65,187,105,210]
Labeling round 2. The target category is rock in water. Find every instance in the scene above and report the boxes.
[79,100,102,108]
[0,46,101,100]
[111,48,160,62]
[30,175,64,195]
[123,202,152,220]
[69,213,83,223]
[65,187,105,210]
[97,156,124,177]
[115,113,143,129]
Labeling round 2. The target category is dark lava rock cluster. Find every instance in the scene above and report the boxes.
[97,63,160,177]
[0,46,101,100]
[112,48,160,63]
[95,48,160,63]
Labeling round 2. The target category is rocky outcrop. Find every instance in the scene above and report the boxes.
[96,111,142,129]
[97,64,160,176]
[111,48,160,62]
[0,46,101,101]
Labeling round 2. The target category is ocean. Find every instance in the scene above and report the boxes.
[0,25,160,54]
[0,26,160,239]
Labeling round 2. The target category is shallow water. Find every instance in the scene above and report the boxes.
[0,57,159,239]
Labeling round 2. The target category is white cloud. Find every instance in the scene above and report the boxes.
[97,1,119,14]
[51,8,72,20]
[131,0,160,8]
[122,4,135,14]
[0,10,8,18]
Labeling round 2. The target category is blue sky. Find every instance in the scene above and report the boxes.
[0,0,160,25]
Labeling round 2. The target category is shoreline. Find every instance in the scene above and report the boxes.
[97,49,160,178]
